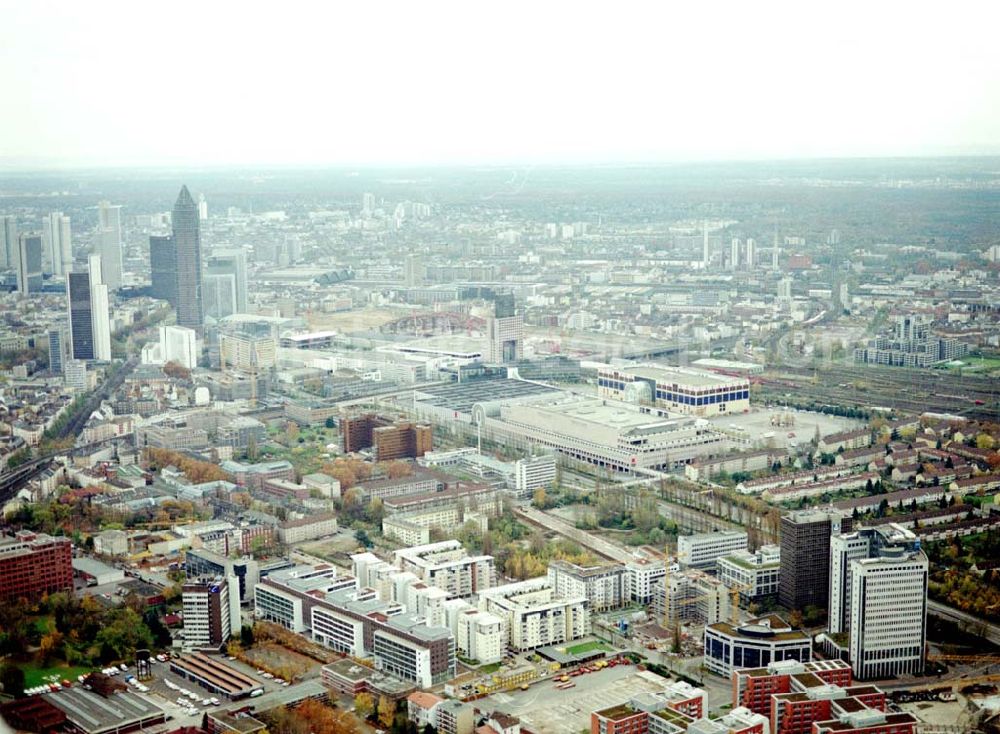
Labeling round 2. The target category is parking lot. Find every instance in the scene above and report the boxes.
[135,653,284,726]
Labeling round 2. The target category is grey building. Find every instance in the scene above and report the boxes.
[48,327,67,373]
[16,233,43,294]
[778,509,851,613]
[173,185,204,328]
[149,233,177,303]
[67,272,94,360]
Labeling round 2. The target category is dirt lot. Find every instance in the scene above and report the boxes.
[241,642,322,682]
[307,307,402,332]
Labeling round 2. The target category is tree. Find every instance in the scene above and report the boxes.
[354,692,375,720]
[325,416,336,429]
[162,360,192,381]
[354,529,373,548]
[976,433,996,450]
[0,664,25,698]
[241,624,255,647]
[96,607,153,661]
[532,487,547,510]
[246,434,259,461]
[378,695,396,729]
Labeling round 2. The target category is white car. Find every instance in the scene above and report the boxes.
[187,692,199,701]
[210,698,220,706]
[262,673,273,679]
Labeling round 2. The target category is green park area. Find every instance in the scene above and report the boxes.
[565,640,611,656]
[20,662,94,689]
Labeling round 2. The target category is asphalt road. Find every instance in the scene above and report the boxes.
[927,599,1000,646]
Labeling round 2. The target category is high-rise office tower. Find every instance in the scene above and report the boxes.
[97,201,123,291]
[204,273,237,319]
[47,327,67,374]
[172,186,204,329]
[830,525,927,679]
[16,234,43,295]
[0,215,15,268]
[702,220,710,268]
[43,212,71,277]
[67,272,95,360]
[745,238,755,270]
[198,193,208,221]
[206,248,248,313]
[149,233,177,304]
[487,294,523,363]
[88,254,112,361]
[362,192,376,217]
[778,509,851,613]
[730,237,741,271]
[182,576,239,651]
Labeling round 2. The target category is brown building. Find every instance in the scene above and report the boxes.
[778,510,851,612]
[0,531,73,602]
[341,413,390,453]
[373,422,432,461]
[342,414,432,460]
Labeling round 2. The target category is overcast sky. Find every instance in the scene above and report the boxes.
[2,1,999,168]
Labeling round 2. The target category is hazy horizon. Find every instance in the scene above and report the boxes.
[3,1,999,168]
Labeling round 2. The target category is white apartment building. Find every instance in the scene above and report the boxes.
[716,545,781,602]
[625,557,667,604]
[678,530,749,571]
[443,598,503,664]
[393,541,495,599]
[547,559,626,611]
[479,577,589,651]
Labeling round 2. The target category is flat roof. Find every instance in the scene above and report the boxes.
[170,653,259,696]
[43,688,166,734]
[414,378,558,413]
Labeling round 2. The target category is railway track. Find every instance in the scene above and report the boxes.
[760,364,999,420]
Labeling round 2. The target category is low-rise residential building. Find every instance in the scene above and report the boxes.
[732,659,854,716]
[276,513,338,544]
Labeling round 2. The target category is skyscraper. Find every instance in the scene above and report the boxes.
[778,509,851,613]
[47,327,67,374]
[16,234,43,295]
[0,215,15,268]
[97,201,123,291]
[43,212,71,276]
[702,220,710,269]
[172,186,204,329]
[487,294,523,363]
[362,192,376,217]
[730,237,741,271]
[67,272,94,360]
[745,237,755,270]
[830,525,927,679]
[89,254,112,361]
[206,248,248,313]
[149,234,177,304]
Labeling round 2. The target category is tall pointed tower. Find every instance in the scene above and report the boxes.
[172,185,204,329]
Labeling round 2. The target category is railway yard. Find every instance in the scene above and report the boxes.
[759,363,1000,421]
